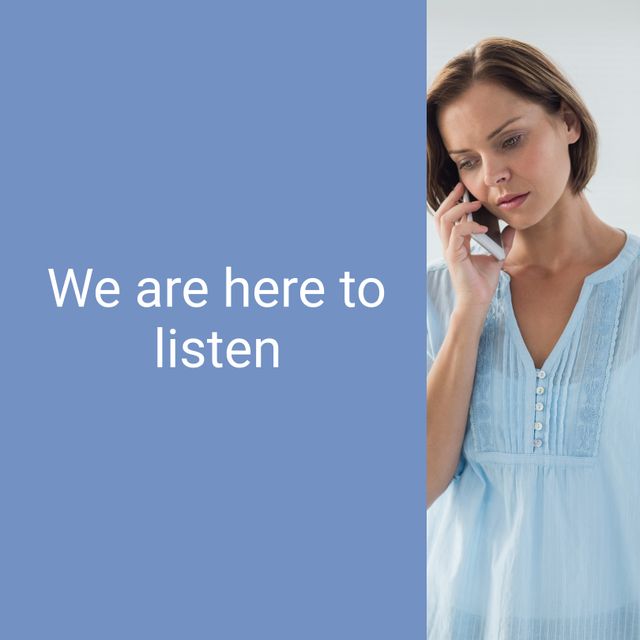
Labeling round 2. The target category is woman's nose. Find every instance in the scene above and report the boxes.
[483,162,510,186]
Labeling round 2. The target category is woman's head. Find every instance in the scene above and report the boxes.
[427,38,597,226]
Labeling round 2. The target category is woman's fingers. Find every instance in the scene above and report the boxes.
[433,182,465,219]
[439,199,482,224]
[446,220,489,259]
[440,201,482,250]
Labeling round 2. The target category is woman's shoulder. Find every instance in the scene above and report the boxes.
[426,259,457,322]
[427,255,448,272]
[427,261,448,280]
[426,258,451,299]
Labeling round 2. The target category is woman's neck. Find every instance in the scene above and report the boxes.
[502,192,626,276]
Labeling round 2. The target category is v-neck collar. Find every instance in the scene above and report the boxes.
[499,230,640,374]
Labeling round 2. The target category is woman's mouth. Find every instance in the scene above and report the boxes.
[498,192,529,210]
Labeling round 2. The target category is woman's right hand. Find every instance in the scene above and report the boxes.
[432,182,515,310]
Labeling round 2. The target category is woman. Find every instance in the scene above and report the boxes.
[426,37,640,638]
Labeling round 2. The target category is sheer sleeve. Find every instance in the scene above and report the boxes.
[427,264,467,481]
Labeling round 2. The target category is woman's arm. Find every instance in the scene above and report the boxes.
[427,303,488,509]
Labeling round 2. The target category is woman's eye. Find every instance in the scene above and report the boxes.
[457,134,523,170]
[502,134,523,148]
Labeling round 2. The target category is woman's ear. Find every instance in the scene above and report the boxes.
[560,101,581,144]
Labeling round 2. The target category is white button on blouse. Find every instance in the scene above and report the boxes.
[534,422,543,431]
[533,439,543,448]
[537,370,546,379]
[535,402,544,412]
[536,386,545,395]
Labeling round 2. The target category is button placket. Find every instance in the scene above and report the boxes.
[532,370,547,451]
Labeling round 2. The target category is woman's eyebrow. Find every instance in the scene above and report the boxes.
[447,116,524,155]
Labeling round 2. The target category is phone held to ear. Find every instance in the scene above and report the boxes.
[463,189,505,260]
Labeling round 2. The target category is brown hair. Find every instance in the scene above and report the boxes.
[427,37,598,212]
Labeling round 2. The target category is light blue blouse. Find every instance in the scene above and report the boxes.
[427,230,640,639]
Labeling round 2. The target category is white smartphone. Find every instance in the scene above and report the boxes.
[463,190,505,260]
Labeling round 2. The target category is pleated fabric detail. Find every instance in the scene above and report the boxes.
[427,231,640,639]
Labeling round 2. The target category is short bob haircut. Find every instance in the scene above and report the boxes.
[427,37,598,213]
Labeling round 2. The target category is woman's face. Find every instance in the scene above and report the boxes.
[437,81,581,228]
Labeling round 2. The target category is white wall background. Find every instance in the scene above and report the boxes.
[427,0,640,265]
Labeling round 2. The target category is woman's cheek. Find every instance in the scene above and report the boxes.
[527,139,567,178]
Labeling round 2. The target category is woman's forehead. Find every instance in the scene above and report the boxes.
[438,84,542,151]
